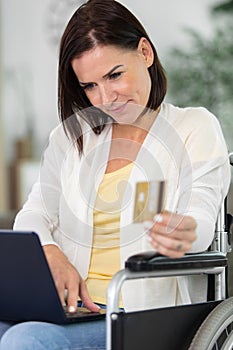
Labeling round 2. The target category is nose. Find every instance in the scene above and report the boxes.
[98,84,117,107]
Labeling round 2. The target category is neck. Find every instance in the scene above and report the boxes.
[112,106,160,143]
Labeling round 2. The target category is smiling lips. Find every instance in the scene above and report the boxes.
[106,101,129,114]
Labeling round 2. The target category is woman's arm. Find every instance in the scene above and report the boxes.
[146,108,231,256]
[13,125,99,312]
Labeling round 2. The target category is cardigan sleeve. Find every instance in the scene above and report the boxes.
[175,107,231,252]
[13,124,72,246]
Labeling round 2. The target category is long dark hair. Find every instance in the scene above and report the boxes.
[58,0,167,154]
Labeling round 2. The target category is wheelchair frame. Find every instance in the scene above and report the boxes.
[106,153,233,350]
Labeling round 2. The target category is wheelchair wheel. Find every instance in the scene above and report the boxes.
[189,296,233,350]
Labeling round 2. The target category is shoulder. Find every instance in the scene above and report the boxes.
[161,102,224,141]
[47,123,72,153]
[160,103,228,161]
[162,102,219,128]
[47,114,111,158]
[47,113,93,150]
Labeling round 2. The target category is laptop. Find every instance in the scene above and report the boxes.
[0,230,106,324]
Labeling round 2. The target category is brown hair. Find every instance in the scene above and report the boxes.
[58,0,167,154]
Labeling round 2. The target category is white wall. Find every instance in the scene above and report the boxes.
[1,0,57,161]
[122,0,221,58]
[0,0,224,162]
[0,0,8,210]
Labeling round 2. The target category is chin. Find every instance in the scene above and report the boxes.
[114,116,139,125]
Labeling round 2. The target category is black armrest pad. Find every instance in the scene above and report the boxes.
[125,251,227,272]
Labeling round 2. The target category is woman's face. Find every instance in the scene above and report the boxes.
[71,38,154,125]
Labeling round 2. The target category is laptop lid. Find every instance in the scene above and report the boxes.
[0,230,105,324]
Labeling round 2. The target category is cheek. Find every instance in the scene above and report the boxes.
[127,68,151,99]
[138,70,152,101]
[84,91,99,106]
[116,76,137,95]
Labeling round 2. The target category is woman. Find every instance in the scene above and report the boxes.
[0,0,230,349]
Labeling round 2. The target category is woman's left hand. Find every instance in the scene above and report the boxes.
[144,211,197,258]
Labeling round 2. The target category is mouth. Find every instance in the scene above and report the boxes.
[106,101,129,114]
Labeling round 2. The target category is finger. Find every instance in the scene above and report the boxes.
[152,242,186,258]
[61,270,80,312]
[149,235,189,257]
[79,279,101,312]
[154,212,197,231]
[58,286,66,307]
[149,232,192,254]
[52,276,66,307]
[147,216,197,239]
[149,224,197,243]
[66,287,78,313]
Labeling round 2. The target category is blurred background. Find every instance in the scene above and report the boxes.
[0,0,232,287]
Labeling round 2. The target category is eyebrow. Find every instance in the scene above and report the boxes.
[79,64,124,86]
[102,64,123,79]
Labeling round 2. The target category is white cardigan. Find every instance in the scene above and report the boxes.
[14,103,231,311]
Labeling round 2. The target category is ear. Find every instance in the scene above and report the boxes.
[137,37,154,68]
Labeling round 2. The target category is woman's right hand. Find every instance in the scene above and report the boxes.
[43,244,100,313]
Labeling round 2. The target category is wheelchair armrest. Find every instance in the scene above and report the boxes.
[125,251,227,272]
[227,213,233,243]
[229,152,233,166]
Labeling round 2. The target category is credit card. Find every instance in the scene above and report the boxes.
[133,181,166,223]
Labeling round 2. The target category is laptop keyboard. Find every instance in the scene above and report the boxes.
[63,306,106,319]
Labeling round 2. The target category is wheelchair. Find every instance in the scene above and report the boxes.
[106,152,233,350]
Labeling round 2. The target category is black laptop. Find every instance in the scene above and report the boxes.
[0,230,106,324]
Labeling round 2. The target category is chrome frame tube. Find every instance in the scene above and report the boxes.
[106,266,225,350]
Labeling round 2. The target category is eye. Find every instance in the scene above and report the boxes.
[81,83,96,91]
[109,72,122,80]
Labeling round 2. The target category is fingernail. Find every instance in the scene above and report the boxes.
[154,214,163,223]
[144,221,153,230]
[147,235,152,243]
[68,306,76,313]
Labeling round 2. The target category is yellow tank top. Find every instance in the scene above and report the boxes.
[86,162,133,306]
